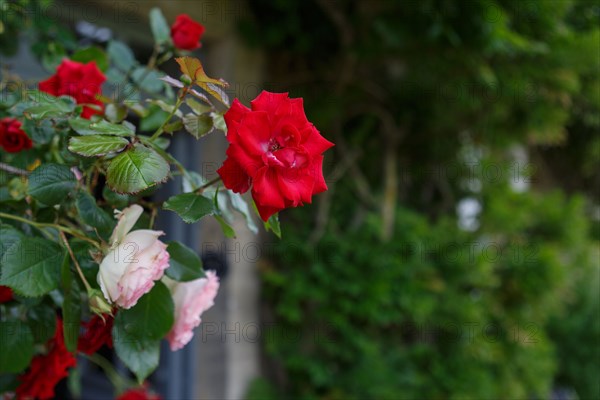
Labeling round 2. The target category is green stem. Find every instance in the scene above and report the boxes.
[84,353,131,394]
[194,176,222,193]
[59,231,92,292]
[149,87,188,141]
[0,212,101,249]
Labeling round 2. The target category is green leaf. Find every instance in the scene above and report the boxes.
[132,67,165,94]
[22,119,55,144]
[183,113,214,138]
[61,253,81,353]
[71,46,109,72]
[150,8,172,46]
[108,40,136,71]
[68,135,129,157]
[0,238,64,297]
[106,144,170,194]
[113,331,160,383]
[70,118,135,136]
[211,112,227,133]
[105,104,128,123]
[165,241,205,282]
[0,320,34,373]
[27,163,77,205]
[27,304,57,343]
[264,213,281,238]
[116,281,174,341]
[76,191,116,238]
[23,96,76,119]
[229,192,259,234]
[163,193,215,223]
[103,186,131,208]
[215,215,236,238]
[0,223,23,259]
[186,98,212,115]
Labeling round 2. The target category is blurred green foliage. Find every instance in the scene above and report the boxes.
[242,0,599,398]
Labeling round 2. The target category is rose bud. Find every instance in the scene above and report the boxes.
[97,205,170,309]
[171,14,205,50]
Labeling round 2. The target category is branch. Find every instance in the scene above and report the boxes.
[0,162,29,176]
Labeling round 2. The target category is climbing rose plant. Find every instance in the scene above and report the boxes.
[0,9,332,399]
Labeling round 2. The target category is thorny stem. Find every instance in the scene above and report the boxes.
[59,231,92,292]
[0,212,101,249]
[0,162,29,176]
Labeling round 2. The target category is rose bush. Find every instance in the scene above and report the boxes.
[0,7,332,398]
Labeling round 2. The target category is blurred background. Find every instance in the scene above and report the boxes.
[1,0,598,399]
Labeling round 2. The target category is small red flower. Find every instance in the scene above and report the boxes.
[0,118,33,153]
[217,91,334,221]
[77,314,114,355]
[171,14,205,50]
[16,318,77,400]
[117,385,161,400]
[0,285,13,303]
[39,59,106,119]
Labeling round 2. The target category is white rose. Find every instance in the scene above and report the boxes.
[97,205,170,309]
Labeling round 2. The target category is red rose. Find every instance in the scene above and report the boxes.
[16,318,77,400]
[77,314,114,355]
[0,118,33,153]
[117,386,161,400]
[217,91,334,221]
[0,285,13,303]
[171,14,205,50]
[39,59,106,119]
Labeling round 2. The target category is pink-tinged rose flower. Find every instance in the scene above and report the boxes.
[164,271,219,351]
[217,91,334,221]
[171,14,205,50]
[98,205,170,309]
[39,59,106,119]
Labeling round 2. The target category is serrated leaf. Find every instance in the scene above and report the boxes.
[175,57,229,105]
[0,321,34,373]
[76,191,116,238]
[186,98,212,115]
[0,238,64,297]
[105,104,128,123]
[165,241,205,282]
[23,96,76,119]
[150,8,172,46]
[113,328,160,383]
[183,113,213,138]
[159,75,184,89]
[68,135,129,157]
[69,118,135,136]
[27,163,77,205]
[163,193,215,223]
[106,144,170,194]
[108,40,136,71]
